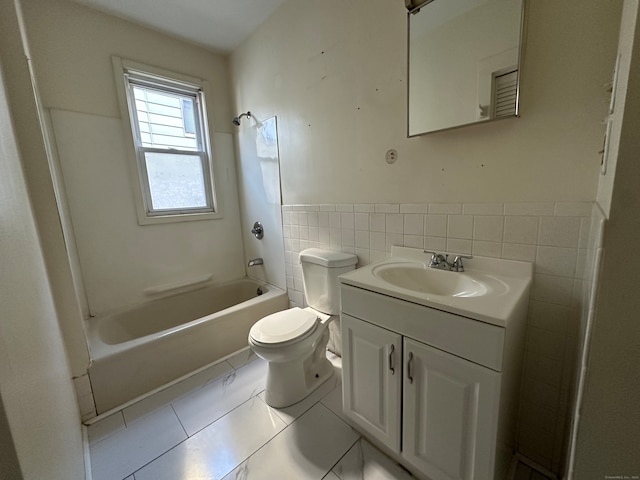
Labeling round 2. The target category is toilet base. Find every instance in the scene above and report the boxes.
[263,354,334,408]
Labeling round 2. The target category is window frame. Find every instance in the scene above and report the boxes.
[113,57,221,225]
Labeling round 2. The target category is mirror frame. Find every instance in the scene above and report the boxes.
[406,0,526,137]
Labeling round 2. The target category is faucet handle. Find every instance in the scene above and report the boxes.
[452,254,472,272]
[424,250,447,267]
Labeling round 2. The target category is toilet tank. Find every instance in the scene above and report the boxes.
[299,248,358,315]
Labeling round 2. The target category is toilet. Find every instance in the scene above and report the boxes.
[248,248,358,408]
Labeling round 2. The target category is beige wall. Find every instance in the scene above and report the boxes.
[231,0,624,474]
[574,0,640,475]
[231,0,621,205]
[21,0,245,315]
[0,53,85,479]
[21,0,234,133]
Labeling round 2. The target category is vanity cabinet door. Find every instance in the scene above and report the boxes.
[342,313,402,453]
[402,338,501,480]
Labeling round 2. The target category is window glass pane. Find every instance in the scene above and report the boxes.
[182,99,196,135]
[144,152,207,210]
[132,86,198,151]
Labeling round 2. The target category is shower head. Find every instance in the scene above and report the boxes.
[232,111,252,126]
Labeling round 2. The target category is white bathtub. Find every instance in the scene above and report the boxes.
[86,278,288,413]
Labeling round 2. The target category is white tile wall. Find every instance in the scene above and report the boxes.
[281,201,593,475]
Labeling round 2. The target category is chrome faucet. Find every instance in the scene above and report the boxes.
[424,251,472,272]
[247,258,264,267]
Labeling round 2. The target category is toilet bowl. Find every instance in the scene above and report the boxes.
[249,307,334,408]
[248,248,358,408]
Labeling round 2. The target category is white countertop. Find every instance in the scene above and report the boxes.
[339,246,533,327]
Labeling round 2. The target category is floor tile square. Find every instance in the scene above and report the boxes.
[332,438,413,480]
[221,403,360,480]
[90,406,186,480]
[172,358,267,435]
[123,360,234,424]
[135,396,287,480]
[226,347,259,369]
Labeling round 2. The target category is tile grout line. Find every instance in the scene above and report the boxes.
[131,390,272,480]
[324,436,362,480]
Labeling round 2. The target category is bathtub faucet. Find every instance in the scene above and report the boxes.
[248,258,264,267]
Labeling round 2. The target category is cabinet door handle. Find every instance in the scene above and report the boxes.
[407,352,414,384]
[388,344,395,374]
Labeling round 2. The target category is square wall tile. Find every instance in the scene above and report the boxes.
[425,214,447,237]
[424,236,446,251]
[535,246,577,277]
[529,301,572,333]
[355,230,370,249]
[370,213,385,232]
[370,232,386,251]
[404,235,424,249]
[341,229,355,247]
[404,214,424,235]
[504,216,539,245]
[318,212,329,227]
[446,238,472,255]
[473,216,504,242]
[538,217,581,247]
[386,233,404,251]
[502,243,537,262]
[533,274,574,306]
[329,212,341,229]
[341,213,355,230]
[447,215,473,239]
[354,213,369,230]
[472,241,502,258]
[386,214,403,234]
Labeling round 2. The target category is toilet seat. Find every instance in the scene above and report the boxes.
[249,307,319,346]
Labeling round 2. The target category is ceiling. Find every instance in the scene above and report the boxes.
[71,0,286,53]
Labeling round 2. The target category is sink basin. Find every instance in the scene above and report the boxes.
[372,263,490,297]
[339,246,533,326]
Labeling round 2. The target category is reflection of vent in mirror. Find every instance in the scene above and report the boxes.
[492,68,518,118]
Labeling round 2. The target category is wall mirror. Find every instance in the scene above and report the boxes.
[407,0,525,136]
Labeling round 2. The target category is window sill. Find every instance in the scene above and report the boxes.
[137,210,222,226]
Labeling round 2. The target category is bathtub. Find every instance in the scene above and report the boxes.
[86,278,288,413]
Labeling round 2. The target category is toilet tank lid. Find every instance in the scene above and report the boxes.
[299,248,358,268]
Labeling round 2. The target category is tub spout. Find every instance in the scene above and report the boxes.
[248,258,264,267]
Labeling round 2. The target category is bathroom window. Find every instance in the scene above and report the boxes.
[113,57,219,224]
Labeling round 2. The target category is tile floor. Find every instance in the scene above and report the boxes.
[88,348,550,480]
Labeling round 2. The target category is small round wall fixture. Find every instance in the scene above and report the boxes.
[385,149,398,164]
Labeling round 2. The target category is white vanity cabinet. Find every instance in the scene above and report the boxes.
[341,314,402,452]
[402,337,500,480]
[340,282,528,480]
